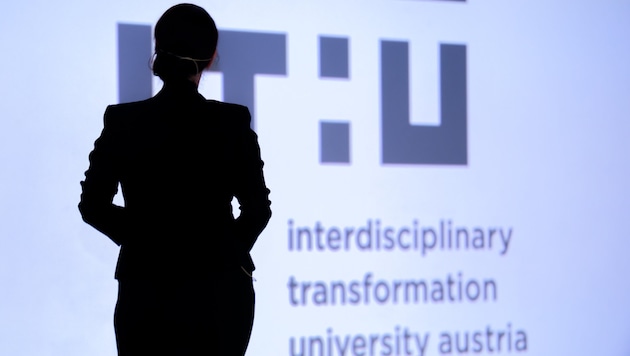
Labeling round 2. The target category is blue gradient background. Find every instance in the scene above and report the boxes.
[0,1,629,355]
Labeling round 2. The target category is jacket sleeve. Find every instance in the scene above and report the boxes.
[233,106,272,253]
[78,106,130,246]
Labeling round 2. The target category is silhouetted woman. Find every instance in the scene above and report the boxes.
[79,4,271,355]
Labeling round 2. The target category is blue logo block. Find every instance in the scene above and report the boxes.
[320,122,351,164]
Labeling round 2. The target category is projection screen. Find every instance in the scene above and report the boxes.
[0,0,629,355]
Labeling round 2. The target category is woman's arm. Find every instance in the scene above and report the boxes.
[78,106,130,246]
[232,106,272,253]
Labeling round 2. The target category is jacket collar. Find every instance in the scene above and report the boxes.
[155,79,206,102]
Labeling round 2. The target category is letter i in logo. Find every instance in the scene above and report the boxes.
[117,23,152,103]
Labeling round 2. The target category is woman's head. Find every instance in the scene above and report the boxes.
[152,3,218,82]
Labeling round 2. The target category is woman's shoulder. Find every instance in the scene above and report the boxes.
[102,98,252,130]
[205,100,251,128]
[99,98,162,133]
[106,97,155,114]
[205,99,248,114]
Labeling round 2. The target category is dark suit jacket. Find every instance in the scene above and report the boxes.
[79,79,271,279]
